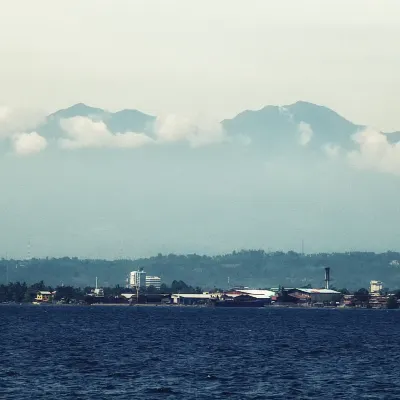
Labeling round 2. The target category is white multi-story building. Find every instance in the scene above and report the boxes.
[129,270,147,289]
[370,280,383,294]
[146,276,161,290]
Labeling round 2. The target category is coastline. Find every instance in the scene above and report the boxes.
[0,302,394,310]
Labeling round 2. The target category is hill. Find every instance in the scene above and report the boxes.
[2,251,400,291]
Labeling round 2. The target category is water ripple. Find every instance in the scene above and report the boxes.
[1,306,400,399]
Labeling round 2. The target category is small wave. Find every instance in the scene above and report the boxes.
[146,387,176,394]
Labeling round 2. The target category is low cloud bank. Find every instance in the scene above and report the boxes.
[58,114,227,150]
[154,114,226,147]
[12,132,48,155]
[0,106,45,137]
[0,106,47,156]
[348,128,400,175]
[59,117,154,149]
[2,106,400,178]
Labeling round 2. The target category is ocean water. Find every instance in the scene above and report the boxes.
[1,306,400,400]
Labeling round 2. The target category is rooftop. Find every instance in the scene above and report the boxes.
[237,289,276,297]
[296,288,341,294]
[171,294,211,299]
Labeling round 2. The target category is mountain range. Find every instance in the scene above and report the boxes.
[33,100,400,149]
[1,100,400,259]
[37,103,156,139]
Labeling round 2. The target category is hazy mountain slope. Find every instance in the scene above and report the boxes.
[2,251,400,290]
[2,100,400,263]
[35,101,399,147]
[107,109,156,134]
[286,101,363,144]
[36,103,155,138]
[386,131,400,144]
[221,101,364,150]
[49,103,106,119]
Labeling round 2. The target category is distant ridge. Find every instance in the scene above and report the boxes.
[38,103,156,138]
[34,101,399,146]
[48,103,106,119]
[221,100,364,149]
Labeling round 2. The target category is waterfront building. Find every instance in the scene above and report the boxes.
[35,291,54,303]
[223,289,275,305]
[342,294,355,307]
[369,295,388,309]
[279,288,341,304]
[145,275,161,290]
[171,293,211,305]
[129,269,147,289]
[370,280,383,294]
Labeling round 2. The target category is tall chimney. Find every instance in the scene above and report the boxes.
[324,267,330,290]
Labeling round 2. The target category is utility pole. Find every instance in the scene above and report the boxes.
[5,252,8,285]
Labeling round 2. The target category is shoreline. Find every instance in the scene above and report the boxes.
[0,302,394,310]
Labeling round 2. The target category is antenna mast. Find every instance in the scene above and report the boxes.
[27,240,31,261]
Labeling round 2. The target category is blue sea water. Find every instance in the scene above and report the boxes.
[1,306,400,399]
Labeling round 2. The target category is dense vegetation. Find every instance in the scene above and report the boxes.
[0,280,201,303]
[1,250,400,290]
[2,281,400,309]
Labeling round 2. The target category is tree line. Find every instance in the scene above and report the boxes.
[2,279,400,308]
[0,279,202,303]
[1,250,400,289]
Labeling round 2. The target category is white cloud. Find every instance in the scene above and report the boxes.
[347,127,400,175]
[323,143,341,158]
[278,106,294,123]
[298,121,313,146]
[12,132,48,155]
[154,114,226,147]
[59,117,154,149]
[0,106,45,138]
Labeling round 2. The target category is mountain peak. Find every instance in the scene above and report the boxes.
[288,100,318,107]
[38,103,156,137]
[49,103,106,119]
[221,100,361,148]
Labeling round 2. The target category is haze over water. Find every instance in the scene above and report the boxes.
[1,306,399,399]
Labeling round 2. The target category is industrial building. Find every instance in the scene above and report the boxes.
[121,292,171,304]
[146,276,161,290]
[287,288,342,304]
[223,289,275,305]
[236,289,276,298]
[272,267,341,304]
[171,293,211,305]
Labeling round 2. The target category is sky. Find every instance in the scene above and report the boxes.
[1,0,400,260]
[0,0,400,130]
